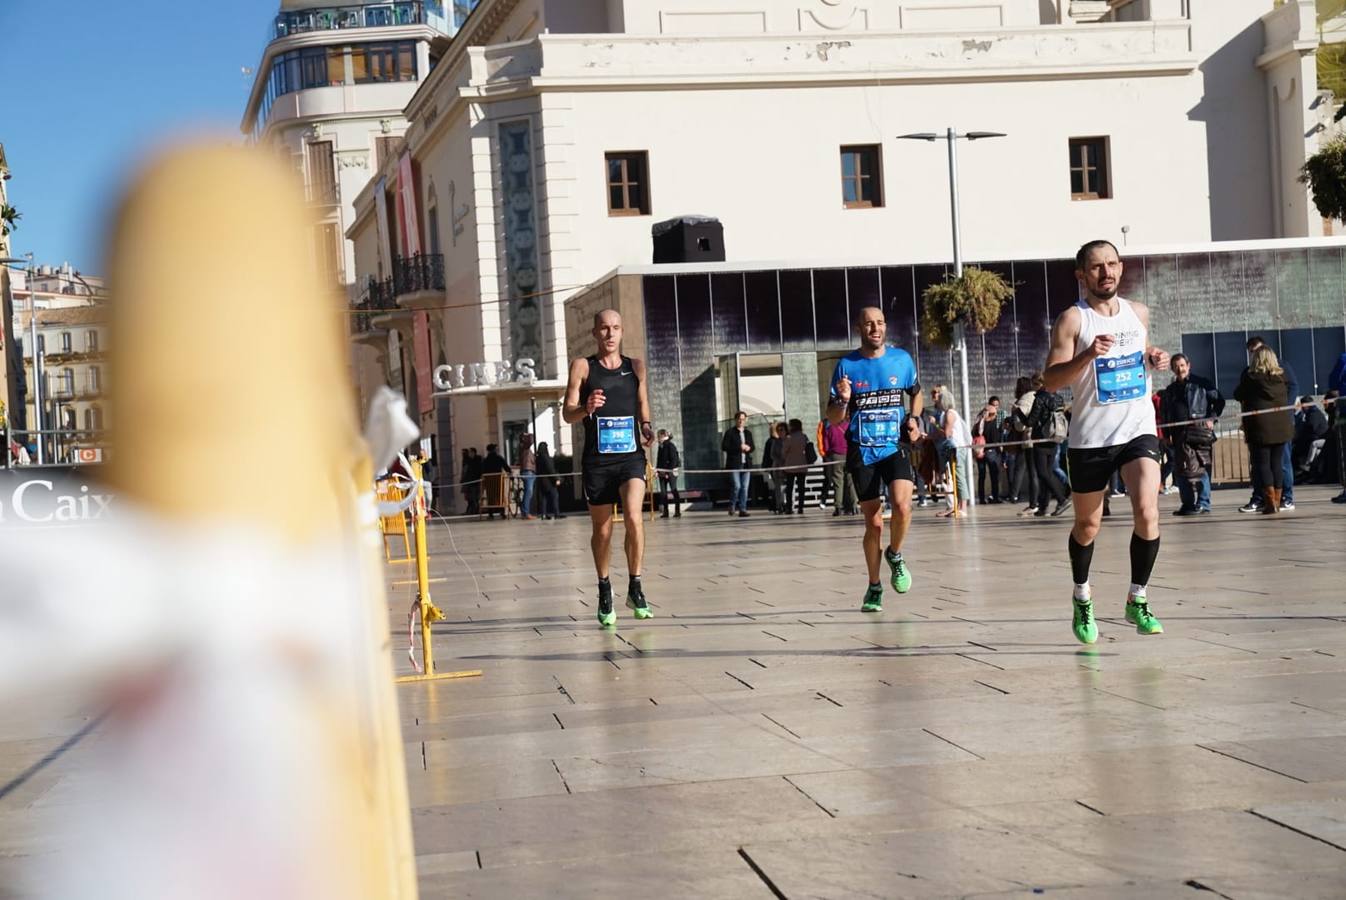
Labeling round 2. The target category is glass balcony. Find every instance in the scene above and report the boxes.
[273,2,433,40]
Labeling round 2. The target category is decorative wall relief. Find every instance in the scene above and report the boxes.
[498,120,544,377]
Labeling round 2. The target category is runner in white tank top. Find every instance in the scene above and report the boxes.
[1042,240,1171,646]
[1068,296,1156,449]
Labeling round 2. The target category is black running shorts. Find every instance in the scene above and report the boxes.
[848,446,915,503]
[1067,434,1163,494]
[583,457,647,506]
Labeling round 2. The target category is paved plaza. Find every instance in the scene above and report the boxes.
[4,487,1346,898]
[393,486,1346,897]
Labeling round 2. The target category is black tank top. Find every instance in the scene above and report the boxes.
[581,354,644,467]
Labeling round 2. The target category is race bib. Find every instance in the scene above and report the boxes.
[856,408,903,448]
[1095,351,1146,405]
[597,416,637,454]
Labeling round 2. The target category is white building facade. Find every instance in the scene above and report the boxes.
[240,1,481,286]
[345,0,1336,492]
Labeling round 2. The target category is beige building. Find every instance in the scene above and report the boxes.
[345,0,1337,491]
[12,267,109,463]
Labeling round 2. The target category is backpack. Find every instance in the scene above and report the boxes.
[805,440,818,465]
[1041,393,1069,442]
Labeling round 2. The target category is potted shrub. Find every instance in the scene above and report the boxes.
[920,266,1014,349]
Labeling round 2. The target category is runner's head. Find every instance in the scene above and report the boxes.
[592,308,622,354]
[856,306,886,350]
[1171,353,1190,381]
[1075,240,1122,302]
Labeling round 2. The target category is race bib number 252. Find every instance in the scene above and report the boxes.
[1094,351,1146,405]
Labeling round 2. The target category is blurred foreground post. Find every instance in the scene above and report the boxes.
[96,144,416,898]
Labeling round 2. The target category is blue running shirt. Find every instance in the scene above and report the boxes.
[831,347,919,466]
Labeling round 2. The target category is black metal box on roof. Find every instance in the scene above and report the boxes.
[651,215,725,264]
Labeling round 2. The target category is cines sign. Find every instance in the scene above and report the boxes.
[433,358,536,391]
[0,467,114,524]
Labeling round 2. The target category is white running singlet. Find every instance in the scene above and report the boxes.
[1067,296,1156,449]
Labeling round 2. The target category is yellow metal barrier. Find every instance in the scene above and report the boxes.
[479,471,508,518]
[394,455,482,685]
[377,480,412,563]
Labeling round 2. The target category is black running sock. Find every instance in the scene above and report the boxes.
[1129,533,1160,587]
[1068,534,1095,586]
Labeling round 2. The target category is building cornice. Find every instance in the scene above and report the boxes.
[1257,0,1319,71]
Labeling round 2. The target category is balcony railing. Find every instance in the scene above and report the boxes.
[351,276,397,334]
[392,253,445,298]
[273,2,430,40]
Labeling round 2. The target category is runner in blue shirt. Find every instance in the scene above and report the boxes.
[826,306,924,612]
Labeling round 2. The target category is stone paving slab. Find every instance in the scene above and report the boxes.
[2,486,1344,896]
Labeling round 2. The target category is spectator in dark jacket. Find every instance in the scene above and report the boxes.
[480,443,510,520]
[1160,353,1224,515]
[1023,373,1070,518]
[720,411,754,517]
[461,448,483,514]
[1234,347,1294,516]
[971,400,1005,503]
[656,430,682,518]
[1293,396,1329,478]
[1242,336,1297,511]
[535,442,564,520]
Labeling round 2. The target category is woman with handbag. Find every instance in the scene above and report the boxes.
[1234,346,1294,515]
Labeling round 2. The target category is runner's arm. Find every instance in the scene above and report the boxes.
[1041,306,1091,393]
[561,357,589,424]
[634,358,655,447]
[825,362,849,426]
[908,384,924,421]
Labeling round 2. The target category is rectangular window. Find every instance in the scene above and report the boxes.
[374,135,400,171]
[606,151,650,216]
[88,366,101,394]
[61,332,72,353]
[1069,137,1111,200]
[354,42,417,83]
[840,145,883,209]
[36,334,45,354]
[300,48,338,89]
[318,223,343,282]
[85,329,99,352]
[63,369,75,395]
[307,141,338,205]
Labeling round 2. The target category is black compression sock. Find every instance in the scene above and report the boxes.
[1068,534,1095,586]
[1129,533,1160,587]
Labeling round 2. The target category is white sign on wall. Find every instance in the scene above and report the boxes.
[433,358,536,391]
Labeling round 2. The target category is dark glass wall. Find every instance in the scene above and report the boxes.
[642,246,1346,484]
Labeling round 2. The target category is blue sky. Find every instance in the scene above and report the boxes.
[1,0,278,273]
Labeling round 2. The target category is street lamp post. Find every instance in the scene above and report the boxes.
[897,128,1006,437]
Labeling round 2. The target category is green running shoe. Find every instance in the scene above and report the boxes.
[1072,597,1098,644]
[625,582,653,620]
[886,548,912,594]
[861,583,883,613]
[1125,596,1164,635]
[597,581,616,628]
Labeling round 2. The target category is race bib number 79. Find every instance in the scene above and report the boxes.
[1095,351,1146,405]
[856,408,903,447]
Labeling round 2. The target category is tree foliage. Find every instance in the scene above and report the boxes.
[919,267,1014,350]
[1302,137,1346,221]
